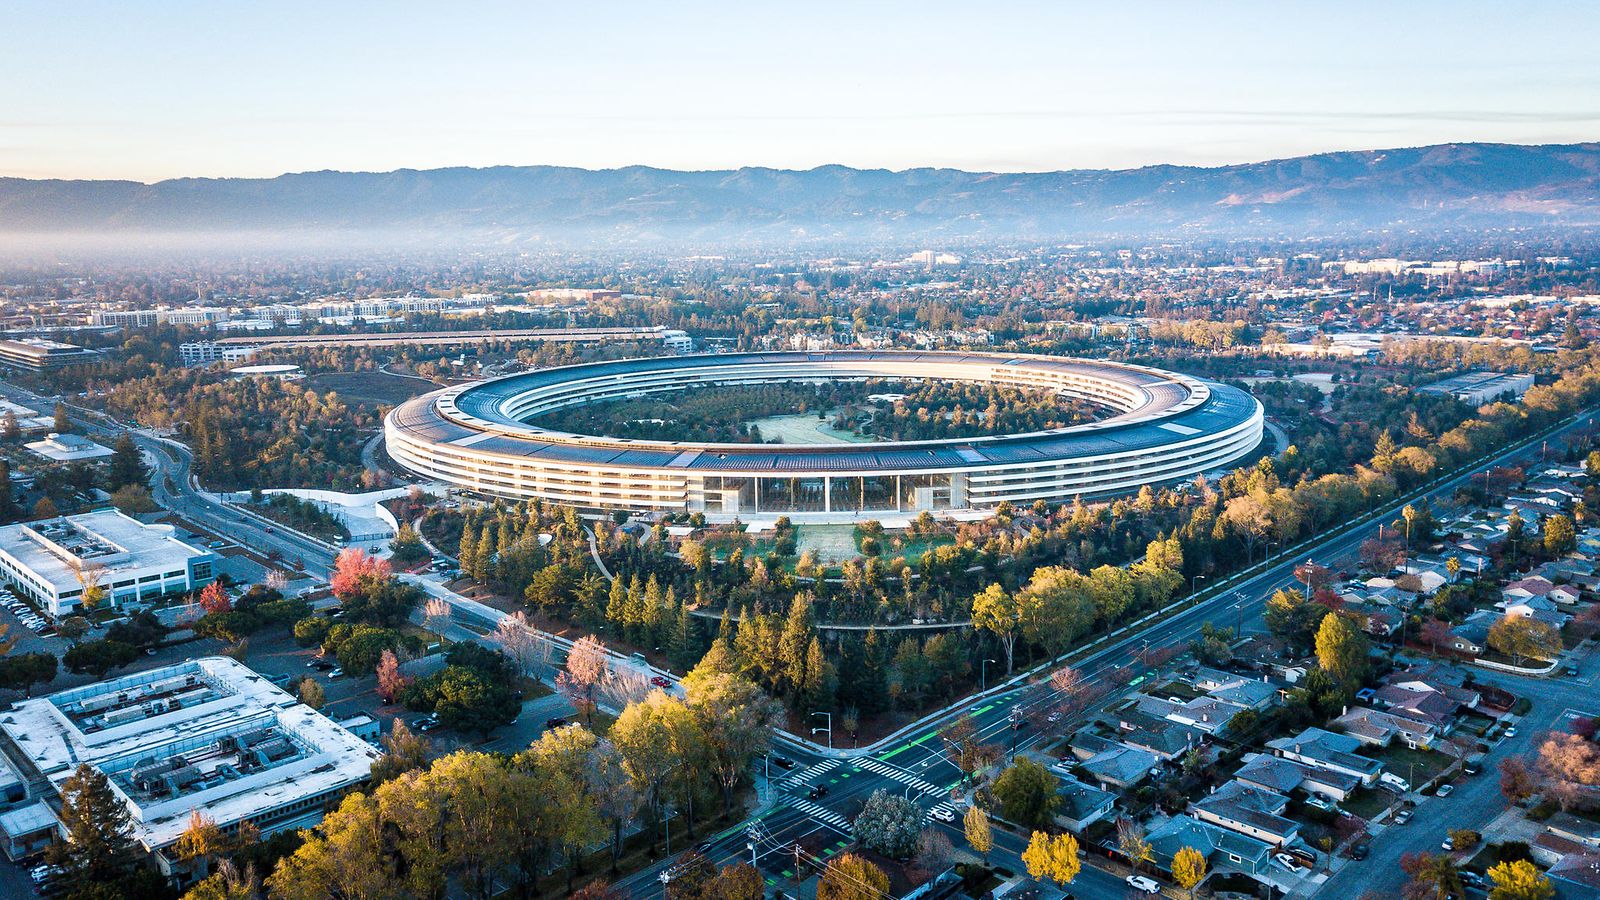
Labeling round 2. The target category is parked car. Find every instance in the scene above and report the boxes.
[1125,875,1161,894]
[1505,726,1518,738]
[1274,852,1309,873]
[1350,843,1370,860]
[1305,794,1335,811]
[544,717,569,730]
[1435,783,1454,797]
[328,667,344,678]
[1442,838,1455,851]
[1392,809,1413,825]
[650,675,672,689]
[1380,772,1411,792]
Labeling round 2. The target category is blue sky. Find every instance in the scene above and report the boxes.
[4,1,1598,181]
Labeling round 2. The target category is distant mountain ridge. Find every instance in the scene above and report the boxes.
[4,142,1600,244]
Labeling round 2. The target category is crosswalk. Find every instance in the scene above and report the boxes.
[790,798,852,831]
[856,757,945,798]
[777,758,840,790]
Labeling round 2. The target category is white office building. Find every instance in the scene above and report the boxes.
[0,658,381,881]
[0,510,217,616]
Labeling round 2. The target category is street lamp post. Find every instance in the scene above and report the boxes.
[1191,574,1206,596]
[981,658,996,692]
[811,711,833,750]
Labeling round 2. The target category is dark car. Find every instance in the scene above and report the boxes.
[772,756,796,770]
[544,717,569,730]
[807,785,829,799]
[650,675,673,688]
[1350,843,1370,860]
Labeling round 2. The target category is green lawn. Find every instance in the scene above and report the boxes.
[1369,745,1454,787]
[1341,787,1393,821]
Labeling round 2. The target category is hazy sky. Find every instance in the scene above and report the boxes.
[5,1,1599,181]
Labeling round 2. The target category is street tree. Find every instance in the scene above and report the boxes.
[375,649,410,703]
[1022,830,1080,887]
[853,789,923,859]
[963,806,993,865]
[684,673,783,813]
[970,584,1020,674]
[558,635,610,723]
[1400,851,1463,900]
[991,757,1060,828]
[370,718,432,785]
[817,853,890,900]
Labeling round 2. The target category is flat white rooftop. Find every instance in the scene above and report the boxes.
[0,509,209,598]
[25,432,113,461]
[0,657,379,850]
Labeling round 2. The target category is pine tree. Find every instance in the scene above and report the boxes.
[777,597,814,700]
[605,576,627,630]
[801,635,834,710]
[475,523,495,581]
[641,576,665,641]
[666,597,697,668]
[47,764,137,890]
[107,432,148,492]
[458,521,479,578]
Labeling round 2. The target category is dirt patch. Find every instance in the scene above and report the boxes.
[306,371,438,405]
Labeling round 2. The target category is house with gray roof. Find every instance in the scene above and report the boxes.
[1191,780,1302,847]
[1266,727,1383,785]
[1146,813,1274,877]
[1234,753,1360,801]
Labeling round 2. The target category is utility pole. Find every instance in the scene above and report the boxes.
[981,658,995,692]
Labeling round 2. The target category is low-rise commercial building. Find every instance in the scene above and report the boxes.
[0,509,217,616]
[1419,371,1536,405]
[0,339,101,371]
[0,658,381,882]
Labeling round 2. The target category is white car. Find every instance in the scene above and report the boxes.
[1305,794,1334,811]
[1505,726,1518,738]
[1435,784,1454,797]
[1380,772,1411,792]
[929,807,956,823]
[1274,852,1309,873]
[1125,875,1161,894]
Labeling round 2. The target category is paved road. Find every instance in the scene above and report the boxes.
[0,381,341,579]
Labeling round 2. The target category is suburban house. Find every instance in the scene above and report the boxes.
[1191,780,1303,847]
[1053,777,1118,833]
[1450,611,1496,656]
[1146,814,1274,877]
[1545,851,1600,900]
[1265,727,1384,785]
[1078,744,1162,790]
[1116,711,1207,761]
[1234,753,1361,802]
[1332,706,1441,749]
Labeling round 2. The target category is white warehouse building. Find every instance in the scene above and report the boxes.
[0,509,218,616]
[0,658,381,882]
